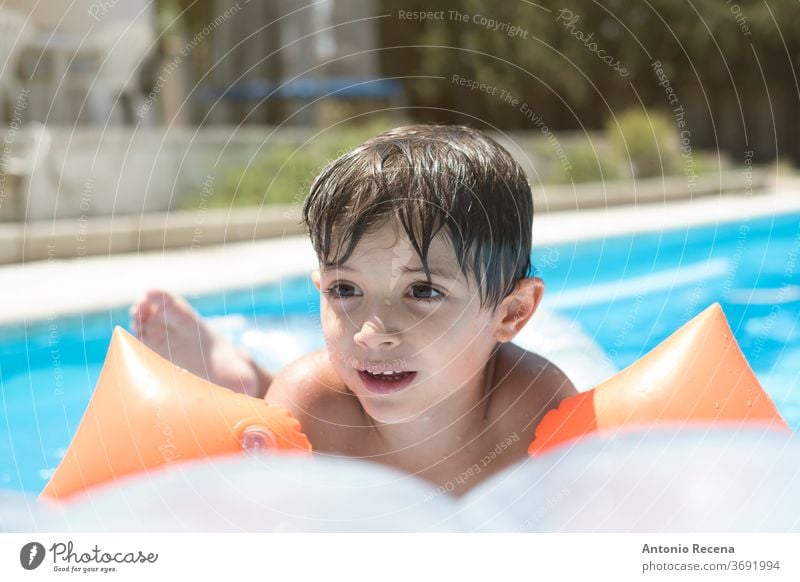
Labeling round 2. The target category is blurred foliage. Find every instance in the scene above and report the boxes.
[558,140,623,183]
[155,0,217,85]
[159,0,212,39]
[606,109,681,178]
[187,118,735,210]
[522,114,729,185]
[182,117,396,209]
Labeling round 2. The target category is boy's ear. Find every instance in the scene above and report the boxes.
[493,277,544,343]
[311,269,321,291]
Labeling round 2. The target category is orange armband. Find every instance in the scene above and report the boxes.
[529,303,789,456]
[41,327,311,501]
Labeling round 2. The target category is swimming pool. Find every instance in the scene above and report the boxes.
[1,211,798,494]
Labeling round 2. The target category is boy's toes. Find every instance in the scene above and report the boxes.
[129,289,175,338]
[144,289,177,311]
[129,298,151,337]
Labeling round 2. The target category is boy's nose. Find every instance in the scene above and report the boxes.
[353,320,402,350]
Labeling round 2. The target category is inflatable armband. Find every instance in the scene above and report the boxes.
[529,303,789,455]
[41,327,311,501]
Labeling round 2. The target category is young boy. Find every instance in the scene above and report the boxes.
[130,124,576,496]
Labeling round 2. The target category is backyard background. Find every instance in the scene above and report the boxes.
[0,0,797,262]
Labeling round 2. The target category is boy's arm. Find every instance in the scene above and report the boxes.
[263,350,332,435]
[264,349,362,452]
[252,364,274,399]
[236,348,273,399]
[491,344,578,425]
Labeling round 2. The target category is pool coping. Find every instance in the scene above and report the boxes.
[0,168,773,265]
[533,183,800,245]
[2,182,800,327]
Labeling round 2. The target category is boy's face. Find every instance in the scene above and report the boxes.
[312,219,540,424]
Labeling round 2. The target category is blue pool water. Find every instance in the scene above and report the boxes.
[1,211,799,494]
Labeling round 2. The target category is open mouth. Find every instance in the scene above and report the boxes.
[357,369,418,395]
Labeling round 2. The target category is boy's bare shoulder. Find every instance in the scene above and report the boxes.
[487,343,578,433]
[264,348,369,452]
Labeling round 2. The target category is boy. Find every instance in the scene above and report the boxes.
[130,124,576,496]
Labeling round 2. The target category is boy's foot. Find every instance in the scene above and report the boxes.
[129,289,264,397]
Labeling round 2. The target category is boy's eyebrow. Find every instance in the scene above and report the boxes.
[322,263,458,279]
[400,265,458,279]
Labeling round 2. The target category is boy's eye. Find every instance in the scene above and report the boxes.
[322,282,444,303]
[324,283,361,299]
[409,284,444,302]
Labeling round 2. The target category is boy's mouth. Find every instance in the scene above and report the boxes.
[357,369,418,395]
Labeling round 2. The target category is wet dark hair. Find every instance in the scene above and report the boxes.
[302,124,533,311]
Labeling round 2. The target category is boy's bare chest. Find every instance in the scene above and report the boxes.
[373,431,531,497]
[312,402,535,496]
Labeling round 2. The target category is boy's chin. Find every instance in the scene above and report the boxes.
[361,401,429,426]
